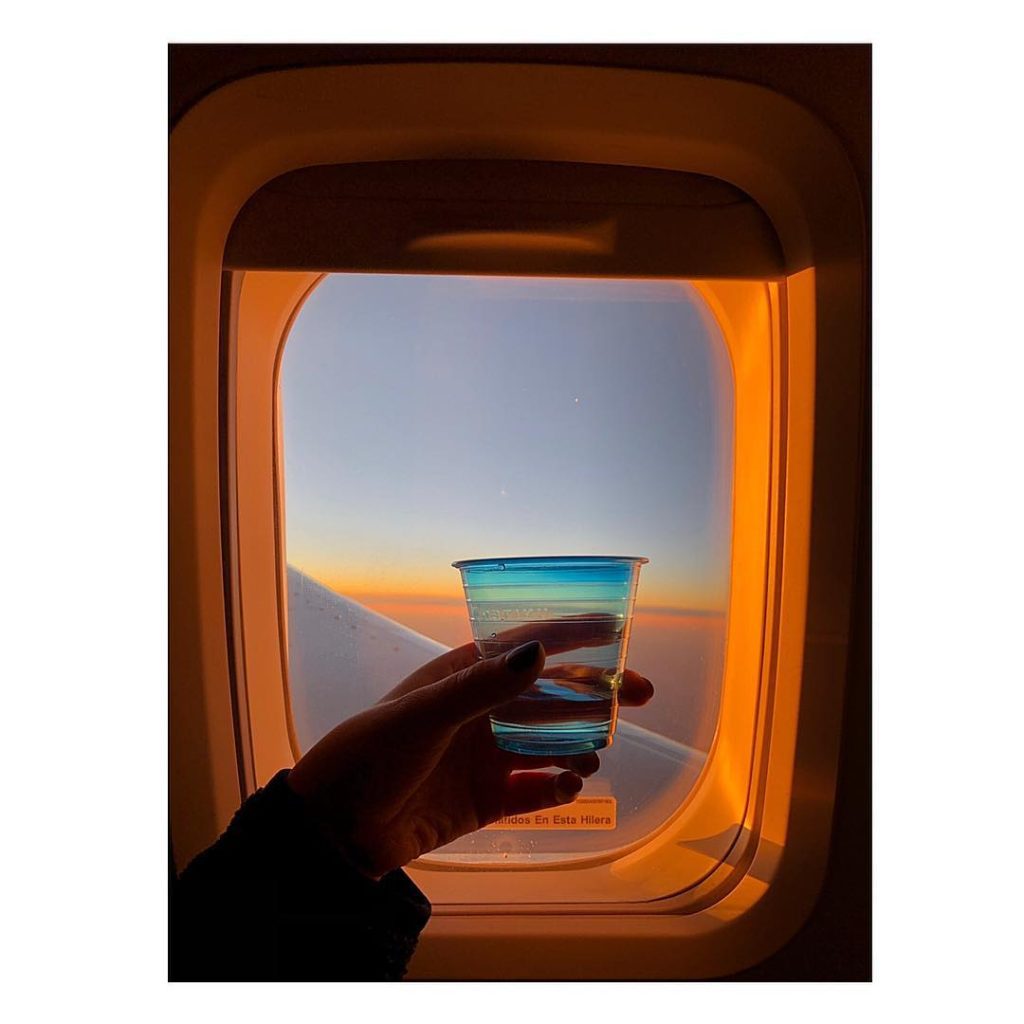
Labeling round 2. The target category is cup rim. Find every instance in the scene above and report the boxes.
[452,554,649,569]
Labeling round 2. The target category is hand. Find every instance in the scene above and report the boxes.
[286,638,654,880]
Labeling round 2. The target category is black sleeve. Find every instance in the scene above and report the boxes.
[169,769,432,981]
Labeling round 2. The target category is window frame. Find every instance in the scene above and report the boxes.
[233,269,784,911]
[170,62,863,978]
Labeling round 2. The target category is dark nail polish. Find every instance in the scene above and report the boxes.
[506,640,542,672]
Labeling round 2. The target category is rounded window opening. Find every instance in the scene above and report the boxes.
[279,273,734,863]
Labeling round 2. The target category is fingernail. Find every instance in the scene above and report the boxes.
[506,640,542,672]
[556,773,584,803]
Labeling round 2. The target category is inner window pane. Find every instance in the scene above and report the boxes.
[280,274,733,861]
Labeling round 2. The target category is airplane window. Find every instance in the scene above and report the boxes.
[279,274,734,861]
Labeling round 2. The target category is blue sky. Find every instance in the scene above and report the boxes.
[280,274,734,611]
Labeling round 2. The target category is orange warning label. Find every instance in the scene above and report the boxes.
[487,797,617,830]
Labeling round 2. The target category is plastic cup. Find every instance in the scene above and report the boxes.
[452,555,648,756]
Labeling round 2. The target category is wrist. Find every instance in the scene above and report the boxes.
[282,769,382,882]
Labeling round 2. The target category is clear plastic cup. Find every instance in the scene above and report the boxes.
[452,555,648,756]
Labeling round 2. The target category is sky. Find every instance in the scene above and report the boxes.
[280,274,734,616]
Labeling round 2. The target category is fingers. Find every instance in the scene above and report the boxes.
[500,662,653,707]
[384,626,653,714]
[620,669,655,707]
[406,641,546,729]
[479,614,623,658]
[381,641,481,702]
[499,750,601,776]
[497,771,584,818]
[418,641,482,679]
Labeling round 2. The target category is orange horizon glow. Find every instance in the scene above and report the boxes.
[295,563,727,619]
[281,274,736,631]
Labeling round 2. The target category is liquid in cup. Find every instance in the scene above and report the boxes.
[452,556,648,755]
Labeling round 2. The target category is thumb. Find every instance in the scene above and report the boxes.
[409,640,545,729]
